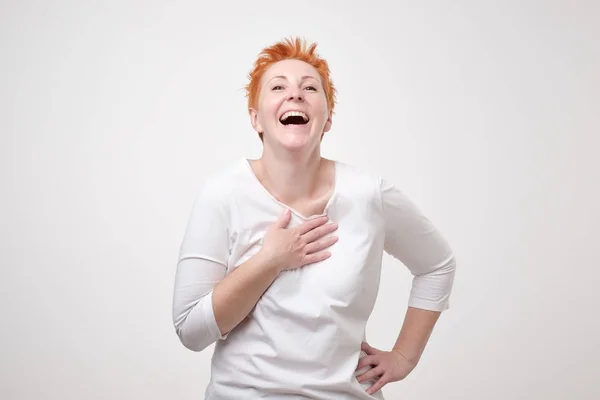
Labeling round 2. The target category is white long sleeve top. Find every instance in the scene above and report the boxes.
[172,158,456,400]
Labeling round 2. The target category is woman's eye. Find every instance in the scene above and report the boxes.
[272,85,284,90]
[305,86,317,91]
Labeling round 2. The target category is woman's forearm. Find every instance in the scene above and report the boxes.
[392,307,441,365]
[212,251,281,336]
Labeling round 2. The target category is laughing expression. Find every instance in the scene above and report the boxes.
[250,59,332,151]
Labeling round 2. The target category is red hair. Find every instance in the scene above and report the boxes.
[245,37,337,115]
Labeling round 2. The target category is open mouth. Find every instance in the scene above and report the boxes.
[279,111,309,126]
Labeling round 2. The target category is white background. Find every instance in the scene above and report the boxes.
[1,1,599,399]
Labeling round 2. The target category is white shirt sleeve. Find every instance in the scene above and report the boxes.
[380,178,456,311]
[172,183,230,351]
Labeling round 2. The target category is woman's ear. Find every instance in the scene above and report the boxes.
[323,110,333,133]
[249,108,263,133]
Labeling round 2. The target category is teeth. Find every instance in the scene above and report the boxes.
[281,111,308,121]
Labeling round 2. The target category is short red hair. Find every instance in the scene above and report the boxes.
[245,37,337,115]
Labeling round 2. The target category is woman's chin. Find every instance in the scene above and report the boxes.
[274,129,315,150]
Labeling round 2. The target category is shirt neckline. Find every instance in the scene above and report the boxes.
[241,157,339,221]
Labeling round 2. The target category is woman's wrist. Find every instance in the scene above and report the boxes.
[255,249,283,274]
[391,345,421,367]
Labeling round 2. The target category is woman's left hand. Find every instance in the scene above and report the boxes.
[355,342,418,395]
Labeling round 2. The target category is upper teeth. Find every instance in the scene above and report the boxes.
[281,111,308,121]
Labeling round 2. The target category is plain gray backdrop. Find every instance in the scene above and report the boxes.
[1,1,599,399]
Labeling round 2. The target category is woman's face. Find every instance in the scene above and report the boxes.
[250,59,332,152]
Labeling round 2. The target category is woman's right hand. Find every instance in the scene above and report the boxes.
[258,209,339,272]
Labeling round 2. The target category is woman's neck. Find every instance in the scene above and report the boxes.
[253,148,325,204]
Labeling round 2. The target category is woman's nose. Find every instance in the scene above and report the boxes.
[288,91,303,101]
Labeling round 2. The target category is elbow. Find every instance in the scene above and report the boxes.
[441,253,457,276]
[409,254,456,311]
[416,253,456,278]
[172,289,222,352]
[178,330,212,353]
[172,304,218,352]
[174,321,215,352]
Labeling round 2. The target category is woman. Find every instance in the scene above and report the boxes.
[172,37,456,399]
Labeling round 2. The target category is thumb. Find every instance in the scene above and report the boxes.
[275,209,291,229]
[361,341,378,355]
